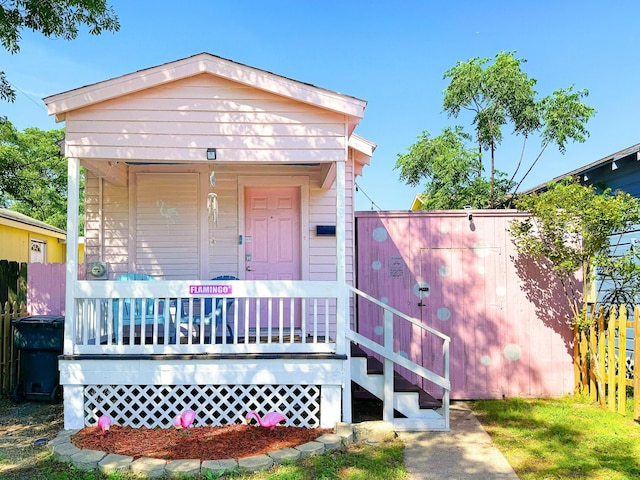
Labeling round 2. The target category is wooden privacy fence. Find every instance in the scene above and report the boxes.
[0,260,70,397]
[574,304,640,419]
[0,260,27,306]
[0,301,28,396]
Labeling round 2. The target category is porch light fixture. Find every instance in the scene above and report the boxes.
[206,148,217,160]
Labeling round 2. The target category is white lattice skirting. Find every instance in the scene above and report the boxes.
[83,384,322,428]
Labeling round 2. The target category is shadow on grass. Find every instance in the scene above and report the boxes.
[474,397,640,479]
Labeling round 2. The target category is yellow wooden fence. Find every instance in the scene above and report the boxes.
[574,304,640,420]
[0,301,28,396]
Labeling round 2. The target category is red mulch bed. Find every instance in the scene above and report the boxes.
[71,424,332,460]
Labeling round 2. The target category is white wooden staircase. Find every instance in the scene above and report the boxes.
[346,285,451,432]
[350,343,448,431]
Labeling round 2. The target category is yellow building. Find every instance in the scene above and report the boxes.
[0,208,83,263]
[410,194,425,210]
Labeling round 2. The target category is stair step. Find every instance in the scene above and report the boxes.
[350,343,368,357]
[419,390,441,409]
[350,342,442,410]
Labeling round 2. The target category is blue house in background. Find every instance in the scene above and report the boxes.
[528,143,640,372]
[528,142,640,195]
[527,142,640,303]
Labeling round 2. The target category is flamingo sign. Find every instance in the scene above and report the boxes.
[189,285,232,295]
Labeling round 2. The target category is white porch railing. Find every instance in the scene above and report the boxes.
[69,279,340,355]
[346,285,451,427]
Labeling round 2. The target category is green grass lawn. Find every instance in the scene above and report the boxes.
[5,396,640,479]
[473,396,640,480]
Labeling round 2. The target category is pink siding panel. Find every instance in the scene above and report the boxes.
[355,210,575,400]
[27,263,84,316]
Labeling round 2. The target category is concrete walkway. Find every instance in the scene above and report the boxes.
[399,405,519,480]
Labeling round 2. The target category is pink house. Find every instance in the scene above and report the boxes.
[45,54,451,432]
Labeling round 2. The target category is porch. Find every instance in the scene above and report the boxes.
[60,278,451,431]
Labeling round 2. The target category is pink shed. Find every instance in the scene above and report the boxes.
[355,209,575,400]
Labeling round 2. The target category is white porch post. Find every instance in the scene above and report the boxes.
[64,157,80,355]
[336,159,352,423]
[63,156,83,430]
[336,159,346,351]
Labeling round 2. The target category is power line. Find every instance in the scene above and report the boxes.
[6,79,49,113]
[355,181,382,211]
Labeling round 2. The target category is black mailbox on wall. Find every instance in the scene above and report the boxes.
[316,225,336,236]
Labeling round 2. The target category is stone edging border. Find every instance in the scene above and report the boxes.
[46,422,395,478]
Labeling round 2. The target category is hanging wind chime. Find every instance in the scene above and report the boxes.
[207,170,218,226]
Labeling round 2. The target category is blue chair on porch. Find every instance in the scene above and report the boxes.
[112,273,160,342]
[178,275,237,341]
[205,275,238,339]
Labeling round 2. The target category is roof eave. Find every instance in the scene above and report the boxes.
[525,142,640,193]
[44,52,367,121]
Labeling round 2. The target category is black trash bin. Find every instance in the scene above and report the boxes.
[12,315,64,403]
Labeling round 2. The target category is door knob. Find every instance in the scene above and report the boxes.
[246,266,253,271]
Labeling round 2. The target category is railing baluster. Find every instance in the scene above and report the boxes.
[313,300,318,343]
[81,300,89,345]
[175,297,182,346]
[232,298,238,344]
[278,298,284,343]
[187,298,193,346]
[267,299,273,344]
[118,299,124,346]
[198,298,205,345]
[253,298,260,345]
[106,300,113,346]
[141,298,148,346]
[244,299,250,345]
[301,298,307,343]
[324,298,330,344]
[163,302,171,346]
[151,299,158,346]
[289,298,294,343]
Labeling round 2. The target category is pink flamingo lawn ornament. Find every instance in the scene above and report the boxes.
[174,409,196,429]
[97,415,111,435]
[245,411,287,431]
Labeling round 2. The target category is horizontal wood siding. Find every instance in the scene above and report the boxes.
[84,162,353,285]
[135,173,200,279]
[355,211,575,400]
[65,75,346,164]
[84,171,130,278]
[581,157,640,304]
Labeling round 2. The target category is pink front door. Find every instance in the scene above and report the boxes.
[245,187,301,281]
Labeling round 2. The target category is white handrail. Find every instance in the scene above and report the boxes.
[346,285,451,342]
[346,284,450,425]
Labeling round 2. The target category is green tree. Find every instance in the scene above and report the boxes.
[395,126,512,209]
[443,51,595,201]
[398,51,595,209]
[0,0,120,101]
[0,118,83,231]
[509,177,640,326]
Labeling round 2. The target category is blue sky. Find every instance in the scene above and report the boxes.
[1,1,638,211]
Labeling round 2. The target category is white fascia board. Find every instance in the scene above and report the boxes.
[44,53,367,121]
